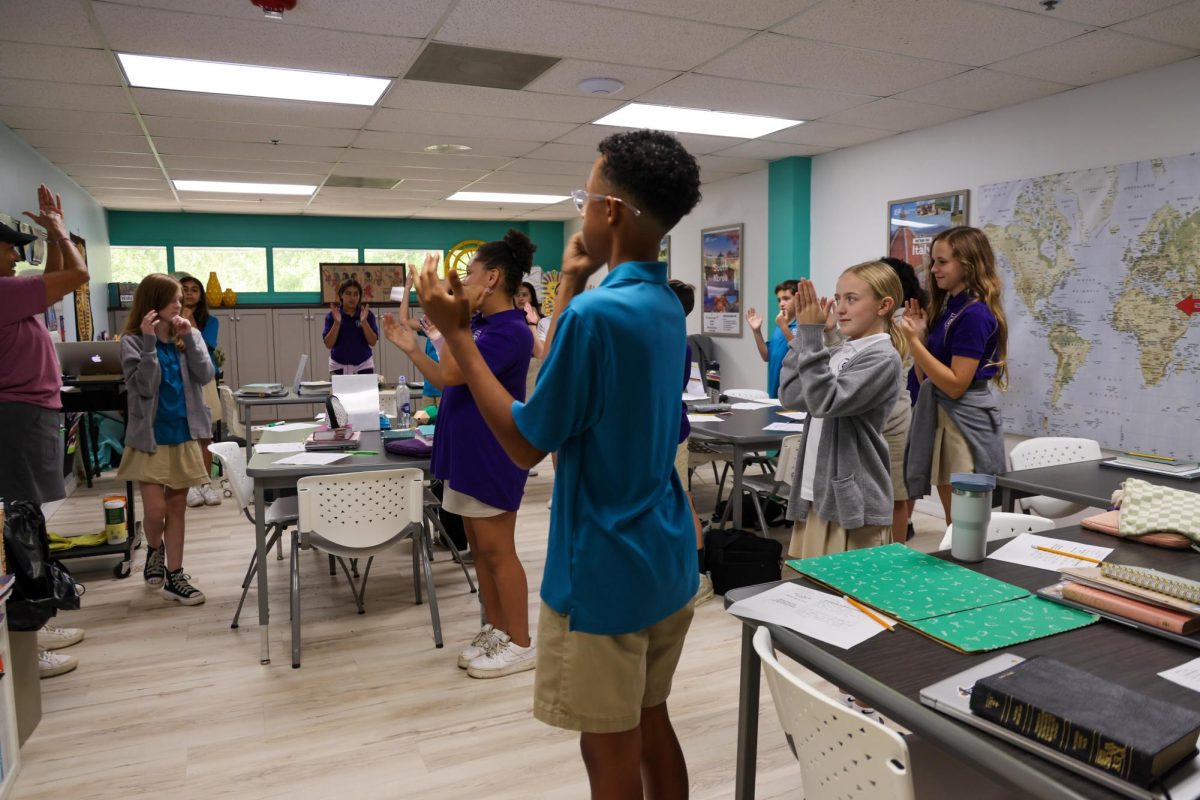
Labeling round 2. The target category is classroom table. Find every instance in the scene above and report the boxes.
[996,459,1200,513]
[726,525,1200,800]
[687,405,802,529]
[234,387,331,450]
[245,426,428,665]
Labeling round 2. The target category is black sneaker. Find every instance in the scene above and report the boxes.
[162,569,206,606]
[143,545,165,587]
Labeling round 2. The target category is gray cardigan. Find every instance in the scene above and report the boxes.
[905,379,1006,498]
[121,329,214,453]
[779,325,901,529]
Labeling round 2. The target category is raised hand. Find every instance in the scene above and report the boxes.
[172,314,193,336]
[820,296,837,332]
[523,301,539,326]
[330,302,342,323]
[897,298,927,342]
[794,279,828,326]
[359,303,369,322]
[382,312,417,354]
[139,310,159,335]
[746,308,763,331]
[415,252,470,336]
[560,232,603,283]
[23,184,67,238]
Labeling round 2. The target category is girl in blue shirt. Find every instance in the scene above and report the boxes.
[178,273,221,507]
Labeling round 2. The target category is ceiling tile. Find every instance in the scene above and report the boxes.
[637,73,874,120]
[764,121,895,148]
[710,141,829,160]
[0,43,121,86]
[413,208,525,220]
[151,138,345,162]
[63,165,166,180]
[353,130,542,158]
[93,3,421,76]
[179,203,301,214]
[773,0,1090,67]
[340,149,513,170]
[699,33,966,95]
[1113,2,1200,50]
[551,125,746,156]
[0,79,131,113]
[497,158,595,176]
[131,89,374,128]
[578,0,819,29]
[473,172,581,188]
[452,181,572,197]
[175,191,309,203]
[167,169,331,185]
[98,0,455,38]
[891,68,1072,111]
[367,109,577,142]
[36,149,160,168]
[0,0,104,47]
[696,154,769,174]
[330,163,491,182]
[523,143,605,163]
[316,187,445,201]
[435,0,753,70]
[381,80,621,123]
[0,108,143,135]
[973,0,1184,27]
[159,155,334,176]
[143,116,359,147]
[818,99,975,132]
[989,29,1196,86]
[700,171,741,184]
[21,130,151,153]
[523,59,679,99]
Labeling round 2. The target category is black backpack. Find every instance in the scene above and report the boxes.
[3,500,82,631]
[703,527,783,596]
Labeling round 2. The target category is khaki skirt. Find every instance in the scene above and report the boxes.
[931,405,975,486]
[117,441,208,490]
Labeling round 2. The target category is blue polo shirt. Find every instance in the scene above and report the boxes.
[766,320,798,398]
[418,332,442,400]
[512,261,697,635]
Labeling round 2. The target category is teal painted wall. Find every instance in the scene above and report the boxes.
[106,210,565,303]
[767,157,812,302]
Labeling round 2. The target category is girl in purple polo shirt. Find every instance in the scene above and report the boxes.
[382,230,535,679]
[900,226,1009,523]
[323,278,378,374]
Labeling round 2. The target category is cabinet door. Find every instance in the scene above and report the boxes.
[211,310,238,388]
[232,309,277,418]
[309,310,331,382]
[272,309,313,385]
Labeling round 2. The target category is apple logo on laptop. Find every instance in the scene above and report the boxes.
[91,355,102,364]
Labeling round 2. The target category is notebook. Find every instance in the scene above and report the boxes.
[1101,563,1200,604]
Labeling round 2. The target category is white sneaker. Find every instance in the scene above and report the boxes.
[201,484,222,506]
[38,649,78,678]
[186,486,204,508]
[529,468,539,477]
[38,624,84,650]
[546,497,552,509]
[692,573,715,607]
[458,624,498,669]
[467,633,536,679]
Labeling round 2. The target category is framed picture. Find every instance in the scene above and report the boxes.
[658,235,670,275]
[320,262,407,304]
[700,223,743,337]
[887,190,969,290]
[70,233,93,341]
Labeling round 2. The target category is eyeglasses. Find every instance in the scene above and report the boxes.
[570,189,641,218]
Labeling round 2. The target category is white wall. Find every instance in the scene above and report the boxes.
[810,55,1200,286]
[0,124,110,339]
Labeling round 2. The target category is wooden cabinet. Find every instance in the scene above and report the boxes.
[212,309,277,418]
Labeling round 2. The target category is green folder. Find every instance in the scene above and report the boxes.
[907,596,1096,653]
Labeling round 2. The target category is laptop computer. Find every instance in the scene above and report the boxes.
[55,341,123,382]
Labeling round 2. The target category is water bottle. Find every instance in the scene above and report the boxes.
[949,472,996,562]
[396,376,412,429]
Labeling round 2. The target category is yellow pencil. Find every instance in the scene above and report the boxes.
[1033,545,1102,564]
[843,595,895,632]
[1126,451,1174,463]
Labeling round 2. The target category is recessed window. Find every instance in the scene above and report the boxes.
[109,246,168,284]
[273,248,358,292]
[174,247,268,292]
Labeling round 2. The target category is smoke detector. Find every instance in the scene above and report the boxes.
[577,77,624,96]
[251,0,297,20]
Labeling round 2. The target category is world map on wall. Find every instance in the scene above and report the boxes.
[978,152,1200,458]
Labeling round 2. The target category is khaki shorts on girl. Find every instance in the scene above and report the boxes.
[931,405,974,485]
[533,601,694,734]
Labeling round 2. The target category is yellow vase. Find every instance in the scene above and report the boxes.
[222,288,237,306]
[206,272,223,307]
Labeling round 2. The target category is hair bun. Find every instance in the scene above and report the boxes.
[503,229,536,271]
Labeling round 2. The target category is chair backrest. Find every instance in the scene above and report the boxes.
[725,388,770,402]
[217,384,246,439]
[208,441,252,512]
[297,468,424,551]
[775,434,804,486]
[753,627,914,800]
[1008,437,1101,471]
[937,512,1055,551]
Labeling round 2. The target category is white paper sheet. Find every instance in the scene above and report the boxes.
[777,411,807,420]
[731,401,772,410]
[759,398,783,406]
[333,373,381,432]
[1159,657,1200,692]
[727,583,897,650]
[265,422,319,432]
[986,533,1113,572]
[688,414,724,423]
[683,391,708,402]
[763,422,805,432]
[253,442,306,453]
[273,452,347,466]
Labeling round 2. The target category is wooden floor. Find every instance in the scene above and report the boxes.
[15,461,949,799]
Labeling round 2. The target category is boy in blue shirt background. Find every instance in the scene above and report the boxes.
[747,280,798,398]
[416,129,702,799]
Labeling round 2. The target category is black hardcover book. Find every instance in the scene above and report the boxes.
[970,656,1200,787]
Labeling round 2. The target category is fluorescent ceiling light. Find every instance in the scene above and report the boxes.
[593,103,801,139]
[117,53,390,106]
[174,180,316,196]
[448,191,569,204]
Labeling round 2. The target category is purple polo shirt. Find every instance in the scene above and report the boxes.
[432,308,532,511]
[926,292,999,381]
[0,276,62,409]
[323,308,378,366]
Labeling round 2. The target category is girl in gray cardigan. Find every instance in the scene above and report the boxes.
[780,264,904,559]
[117,273,214,606]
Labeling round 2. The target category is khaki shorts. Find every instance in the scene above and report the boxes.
[883,419,910,502]
[441,486,505,518]
[931,405,974,486]
[533,601,694,733]
[674,440,689,487]
[202,379,221,423]
[788,509,889,559]
[117,441,208,490]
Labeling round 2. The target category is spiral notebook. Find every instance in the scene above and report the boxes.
[1100,563,1200,604]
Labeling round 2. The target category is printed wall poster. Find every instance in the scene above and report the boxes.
[320,263,407,304]
[887,190,968,289]
[701,224,743,337]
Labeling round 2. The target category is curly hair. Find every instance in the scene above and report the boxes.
[597,130,701,229]
[475,229,536,297]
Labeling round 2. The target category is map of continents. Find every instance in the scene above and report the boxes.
[978,152,1200,458]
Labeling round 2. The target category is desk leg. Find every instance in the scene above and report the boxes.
[254,481,270,665]
[1001,486,1014,513]
[78,413,94,489]
[735,624,761,800]
[242,405,253,453]
[732,446,745,530]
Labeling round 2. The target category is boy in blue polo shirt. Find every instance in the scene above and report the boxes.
[416,130,702,798]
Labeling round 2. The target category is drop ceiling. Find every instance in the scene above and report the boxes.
[1,0,1197,220]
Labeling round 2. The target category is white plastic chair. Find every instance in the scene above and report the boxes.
[208,442,295,628]
[937,512,1055,551]
[754,626,915,800]
[1008,437,1102,518]
[293,468,432,667]
[217,384,246,442]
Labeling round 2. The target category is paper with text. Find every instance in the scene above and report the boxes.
[727,583,897,650]
[987,533,1113,572]
[1160,657,1200,692]
[273,452,347,466]
[764,422,805,432]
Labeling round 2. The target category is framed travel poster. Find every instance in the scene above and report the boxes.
[887,190,968,290]
[701,224,743,337]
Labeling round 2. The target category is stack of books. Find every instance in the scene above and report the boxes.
[1104,452,1200,479]
[1044,562,1200,637]
[236,382,286,397]
[304,425,360,451]
[298,380,332,396]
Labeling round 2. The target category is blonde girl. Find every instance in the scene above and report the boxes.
[119,273,214,605]
[899,226,1008,524]
[780,263,904,558]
